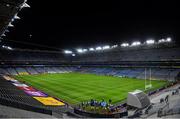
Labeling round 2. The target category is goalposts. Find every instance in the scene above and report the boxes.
[145,68,152,90]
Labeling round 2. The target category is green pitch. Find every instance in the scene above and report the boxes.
[14,73,168,105]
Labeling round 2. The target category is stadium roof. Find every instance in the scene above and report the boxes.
[0,0,29,38]
[0,0,179,50]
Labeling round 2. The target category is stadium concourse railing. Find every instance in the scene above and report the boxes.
[74,107,128,118]
[73,100,128,118]
[147,81,178,96]
[158,107,180,117]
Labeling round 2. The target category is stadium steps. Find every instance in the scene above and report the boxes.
[25,67,33,74]
[51,67,60,73]
[35,67,46,73]
[0,89,27,96]
[7,68,18,75]
[5,68,12,75]
[15,68,21,75]
[31,67,39,74]
[0,104,56,118]
[0,68,9,75]
[15,67,29,75]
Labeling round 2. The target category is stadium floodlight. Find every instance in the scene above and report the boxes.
[83,49,87,52]
[72,54,76,56]
[102,45,110,50]
[111,44,118,48]
[7,46,13,50]
[158,39,165,43]
[5,29,10,32]
[77,49,83,53]
[64,50,72,54]
[158,37,172,43]
[131,41,141,46]
[21,3,30,8]
[121,43,129,47]
[146,39,155,44]
[2,45,13,50]
[1,34,6,37]
[14,14,20,20]
[89,48,95,51]
[166,37,171,42]
[8,23,14,27]
[96,46,102,50]
[6,4,10,7]
[11,18,15,22]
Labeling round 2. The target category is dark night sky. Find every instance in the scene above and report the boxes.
[4,0,180,50]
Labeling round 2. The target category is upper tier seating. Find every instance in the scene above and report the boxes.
[74,47,180,62]
[0,46,180,63]
[0,49,66,62]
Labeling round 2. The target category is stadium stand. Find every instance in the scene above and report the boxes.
[26,67,38,74]
[35,67,46,73]
[15,67,29,75]
[0,104,55,118]
[0,67,180,80]
[0,76,71,117]
[0,68,9,75]
[6,68,18,75]
[0,45,180,64]
[0,42,179,118]
[0,67,179,81]
[74,46,180,62]
[0,48,67,64]
[0,0,27,36]
[76,67,179,81]
[1,0,179,117]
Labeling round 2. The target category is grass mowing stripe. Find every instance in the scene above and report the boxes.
[15,73,168,105]
[21,75,134,96]
[18,76,82,103]
[17,75,100,103]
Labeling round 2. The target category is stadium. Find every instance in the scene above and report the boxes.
[0,0,180,118]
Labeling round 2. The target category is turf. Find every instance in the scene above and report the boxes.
[14,73,168,105]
